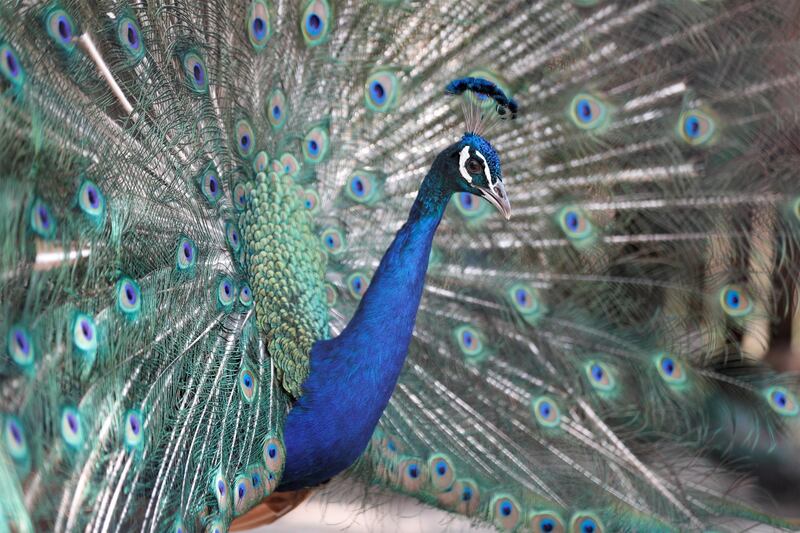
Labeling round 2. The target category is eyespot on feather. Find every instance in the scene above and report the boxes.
[247,0,272,50]
[239,366,257,403]
[442,479,480,513]
[279,153,300,177]
[300,0,332,46]
[397,457,427,492]
[176,237,197,273]
[346,171,379,203]
[216,277,236,311]
[678,109,716,146]
[60,406,84,449]
[253,150,270,173]
[533,396,561,428]
[584,360,615,393]
[556,206,595,248]
[320,227,345,255]
[347,271,370,299]
[262,434,286,476]
[238,282,253,308]
[198,164,223,205]
[234,119,256,159]
[427,453,456,492]
[7,326,34,369]
[122,410,144,450]
[266,89,288,129]
[233,182,249,212]
[568,93,609,131]
[30,199,56,239]
[226,221,242,253]
[46,8,77,51]
[530,511,566,533]
[655,353,687,387]
[0,44,25,87]
[453,191,490,219]
[211,470,231,513]
[453,324,487,364]
[4,416,29,465]
[507,283,545,324]
[77,179,105,223]
[764,386,798,417]
[116,277,142,318]
[72,312,98,359]
[117,16,145,62]
[570,512,604,533]
[719,284,753,318]
[302,188,321,213]
[233,474,255,515]
[364,70,400,112]
[303,126,330,163]
[491,494,521,531]
[182,52,209,93]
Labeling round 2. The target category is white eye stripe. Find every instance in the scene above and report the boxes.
[474,150,495,188]
[458,146,473,184]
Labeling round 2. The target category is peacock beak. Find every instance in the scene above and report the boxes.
[476,181,511,220]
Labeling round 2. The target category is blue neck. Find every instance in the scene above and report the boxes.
[280,169,451,490]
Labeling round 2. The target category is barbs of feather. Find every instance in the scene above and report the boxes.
[446,77,518,136]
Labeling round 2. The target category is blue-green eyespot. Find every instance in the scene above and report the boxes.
[303,126,330,163]
[347,271,370,299]
[300,0,332,46]
[247,0,272,50]
[655,353,687,387]
[234,119,256,159]
[719,284,752,318]
[507,283,545,324]
[584,360,615,393]
[491,494,521,531]
[532,396,561,428]
[764,386,798,417]
[266,89,288,129]
[183,52,209,93]
[678,109,716,146]
[321,227,346,255]
[365,70,400,112]
[453,324,488,364]
[117,16,145,62]
[176,237,197,272]
[568,93,610,131]
[122,409,144,449]
[77,179,106,223]
[7,326,34,369]
[30,199,56,239]
[116,277,142,318]
[556,205,595,248]
[46,8,77,51]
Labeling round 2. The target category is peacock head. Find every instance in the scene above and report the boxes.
[437,76,517,220]
[437,133,511,219]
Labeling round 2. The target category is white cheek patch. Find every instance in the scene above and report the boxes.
[458,145,473,185]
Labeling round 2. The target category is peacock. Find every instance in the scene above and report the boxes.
[2,0,800,531]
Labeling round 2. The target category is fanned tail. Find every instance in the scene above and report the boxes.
[0,1,308,530]
[312,1,800,530]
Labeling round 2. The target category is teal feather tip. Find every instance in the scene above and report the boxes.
[116,277,142,318]
[7,326,34,369]
[300,0,332,46]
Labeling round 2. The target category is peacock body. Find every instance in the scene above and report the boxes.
[1,1,800,532]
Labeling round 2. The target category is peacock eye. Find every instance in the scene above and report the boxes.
[466,158,482,174]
